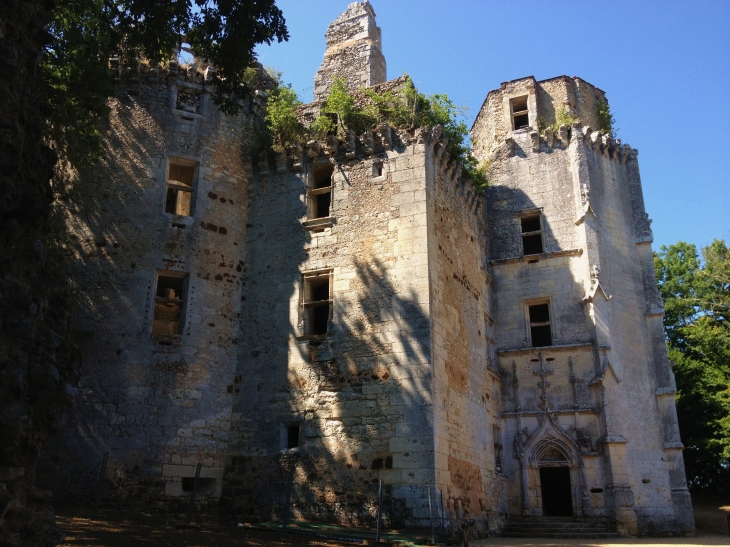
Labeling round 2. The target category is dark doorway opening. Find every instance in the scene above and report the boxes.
[540,467,573,517]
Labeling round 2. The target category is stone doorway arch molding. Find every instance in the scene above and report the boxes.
[517,411,589,517]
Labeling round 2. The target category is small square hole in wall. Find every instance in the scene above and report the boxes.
[287,423,300,449]
[373,161,383,177]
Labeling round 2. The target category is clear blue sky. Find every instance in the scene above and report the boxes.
[256,0,730,251]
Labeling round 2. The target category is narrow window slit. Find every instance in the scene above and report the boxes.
[287,424,300,449]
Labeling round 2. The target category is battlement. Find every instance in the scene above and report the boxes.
[313,1,386,100]
[471,75,608,161]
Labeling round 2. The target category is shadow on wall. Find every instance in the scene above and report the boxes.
[487,175,592,350]
[226,155,435,528]
[38,89,249,508]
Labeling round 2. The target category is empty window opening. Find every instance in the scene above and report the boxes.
[540,467,573,517]
[302,272,332,336]
[511,96,529,130]
[152,273,187,336]
[181,477,216,495]
[493,425,503,473]
[521,214,543,255]
[315,192,331,218]
[313,165,334,189]
[373,161,383,177]
[529,303,552,347]
[287,423,301,449]
[308,164,334,219]
[165,163,196,216]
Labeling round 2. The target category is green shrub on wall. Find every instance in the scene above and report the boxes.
[264,75,490,192]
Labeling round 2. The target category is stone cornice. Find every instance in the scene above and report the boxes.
[497,343,593,356]
[489,248,582,267]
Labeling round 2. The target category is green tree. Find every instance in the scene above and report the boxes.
[43,0,289,167]
[655,239,730,492]
[265,84,304,152]
[319,77,376,135]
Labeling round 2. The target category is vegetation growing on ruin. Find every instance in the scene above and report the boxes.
[655,239,730,492]
[266,85,305,153]
[265,76,490,192]
[596,100,617,136]
[537,106,577,135]
[553,106,577,132]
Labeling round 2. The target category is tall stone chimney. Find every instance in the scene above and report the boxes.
[313,1,387,101]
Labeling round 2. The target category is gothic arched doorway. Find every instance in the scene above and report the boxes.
[518,413,587,518]
[538,447,573,516]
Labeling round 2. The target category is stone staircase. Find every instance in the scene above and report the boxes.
[500,518,621,539]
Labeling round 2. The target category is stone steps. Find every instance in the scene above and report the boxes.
[501,519,620,539]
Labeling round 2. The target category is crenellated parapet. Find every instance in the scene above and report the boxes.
[108,56,276,116]
[247,119,485,223]
[425,126,486,217]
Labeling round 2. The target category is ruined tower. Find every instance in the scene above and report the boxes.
[37,2,692,538]
[313,1,386,100]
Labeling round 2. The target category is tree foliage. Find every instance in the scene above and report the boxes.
[43,0,288,168]
[43,0,115,169]
[265,84,303,153]
[655,239,730,492]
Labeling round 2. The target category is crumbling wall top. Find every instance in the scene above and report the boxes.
[471,75,609,161]
[313,1,386,101]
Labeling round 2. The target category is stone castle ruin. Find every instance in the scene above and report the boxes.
[39,1,694,537]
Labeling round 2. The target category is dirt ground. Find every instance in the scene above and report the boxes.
[56,506,730,547]
[55,509,356,547]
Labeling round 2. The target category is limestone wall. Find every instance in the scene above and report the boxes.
[424,139,505,531]
[224,128,436,527]
[476,78,692,531]
[37,66,263,513]
[485,128,605,518]
[579,134,692,533]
